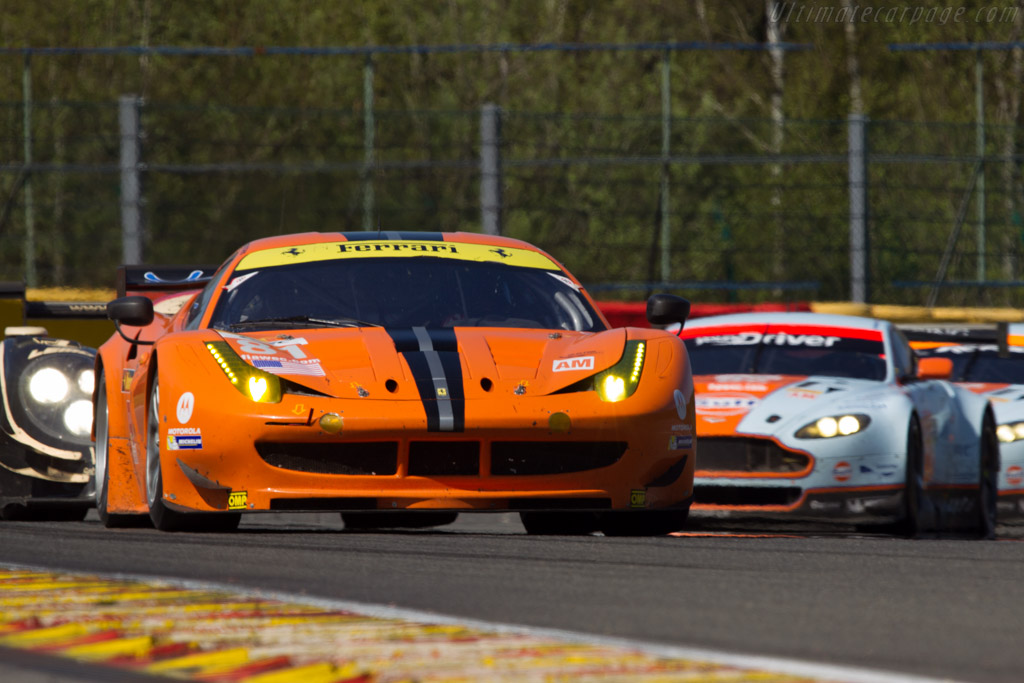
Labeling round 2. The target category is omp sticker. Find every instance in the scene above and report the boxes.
[176,393,195,424]
[228,491,248,510]
[696,393,759,416]
[629,489,646,508]
[673,389,688,420]
[552,356,594,372]
[235,241,561,272]
[669,435,693,450]
[833,461,853,482]
[224,271,259,292]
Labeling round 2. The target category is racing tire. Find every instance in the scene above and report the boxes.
[95,369,149,528]
[598,508,689,537]
[342,511,459,530]
[146,377,240,533]
[519,512,599,536]
[899,414,927,538]
[976,409,999,539]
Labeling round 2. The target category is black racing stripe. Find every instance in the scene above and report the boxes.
[404,352,443,432]
[386,328,466,433]
[342,231,445,241]
[438,350,466,432]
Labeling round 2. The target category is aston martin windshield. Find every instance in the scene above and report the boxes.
[208,256,604,332]
[683,328,887,381]
[917,344,1024,383]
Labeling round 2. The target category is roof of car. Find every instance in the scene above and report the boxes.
[684,311,888,332]
[239,231,541,253]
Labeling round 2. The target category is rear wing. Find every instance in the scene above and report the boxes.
[117,265,220,298]
[900,322,1012,358]
[0,283,113,348]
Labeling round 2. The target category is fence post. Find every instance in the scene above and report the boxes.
[22,55,35,287]
[480,103,502,236]
[119,95,143,265]
[362,55,375,231]
[848,113,869,303]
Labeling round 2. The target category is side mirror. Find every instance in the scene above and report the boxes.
[646,294,691,328]
[107,296,155,347]
[917,356,953,380]
[107,296,154,327]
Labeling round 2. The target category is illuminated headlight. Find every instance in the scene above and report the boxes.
[796,414,871,439]
[77,369,95,394]
[997,421,1024,443]
[595,340,645,403]
[28,367,70,404]
[63,400,93,436]
[206,342,282,403]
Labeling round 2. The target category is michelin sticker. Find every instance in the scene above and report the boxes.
[669,434,693,450]
[168,427,202,450]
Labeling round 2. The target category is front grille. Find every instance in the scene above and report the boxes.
[697,438,810,474]
[256,442,398,475]
[409,441,480,476]
[490,441,627,476]
[695,485,803,506]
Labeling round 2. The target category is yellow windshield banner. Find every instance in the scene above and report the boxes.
[236,241,561,272]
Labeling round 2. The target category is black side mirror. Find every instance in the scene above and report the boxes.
[107,296,155,346]
[646,294,690,328]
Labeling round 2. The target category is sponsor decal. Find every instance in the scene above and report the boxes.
[671,423,692,432]
[553,356,594,372]
[224,271,259,291]
[252,357,326,377]
[121,369,135,393]
[228,491,248,510]
[708,383,769,392]
[669,434,693,450]
[673,389,688,420]
[696,392,759,417]
[176,392,195,424]
[877,464,900,478]
[1007,465,1024,487]
[291,404,306,416]
[833,461,853,482]
[227,334,309,359]
[630,489,647,508]
[695,332,841,347]
[809,500,842,511]
[143,269,205,284]
[168,434,203,450]
[547,272,581,290]
[715,374,784,383]
[788,390,820,400]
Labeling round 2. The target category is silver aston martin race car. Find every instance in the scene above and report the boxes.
[677,312,997,537]
[907,323,1024,523]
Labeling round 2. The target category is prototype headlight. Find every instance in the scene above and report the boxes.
[997,421,1024,443]
[595,340,646,403]
[206,342,283,403]
[27,367,70,404]
[795,414,871,439]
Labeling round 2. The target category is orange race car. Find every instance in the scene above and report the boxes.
[93,232,695,535]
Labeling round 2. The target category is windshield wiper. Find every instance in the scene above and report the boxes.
[224,316,380,330]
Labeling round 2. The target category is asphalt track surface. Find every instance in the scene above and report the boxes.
[0,512,1022,682]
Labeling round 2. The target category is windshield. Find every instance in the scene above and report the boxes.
[916,344,1024,383]
[682,326,887,381]
[206,255,604,332]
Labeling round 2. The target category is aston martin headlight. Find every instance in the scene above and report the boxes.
[28,367,70,404]
[206,341,282,403]
[595,340,646,403]
[997,421,1024,443]
[796,413,871,439]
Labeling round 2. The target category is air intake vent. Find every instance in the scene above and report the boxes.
[256,442,398,475]
[694,485,802,506]
[409,441,480,476]
[491,442,626,476]
[697,438,811,474]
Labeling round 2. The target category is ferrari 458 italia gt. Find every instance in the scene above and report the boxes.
[908,324,1024,522]
[678,312,997,537]
[94,232,695,534]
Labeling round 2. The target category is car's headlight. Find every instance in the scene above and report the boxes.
[206,342,282,403]
[595,340,645,403]
[795,414,871,439]
[14,350,96,447]
[997,421,1024,443]
[27,367,70,404]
